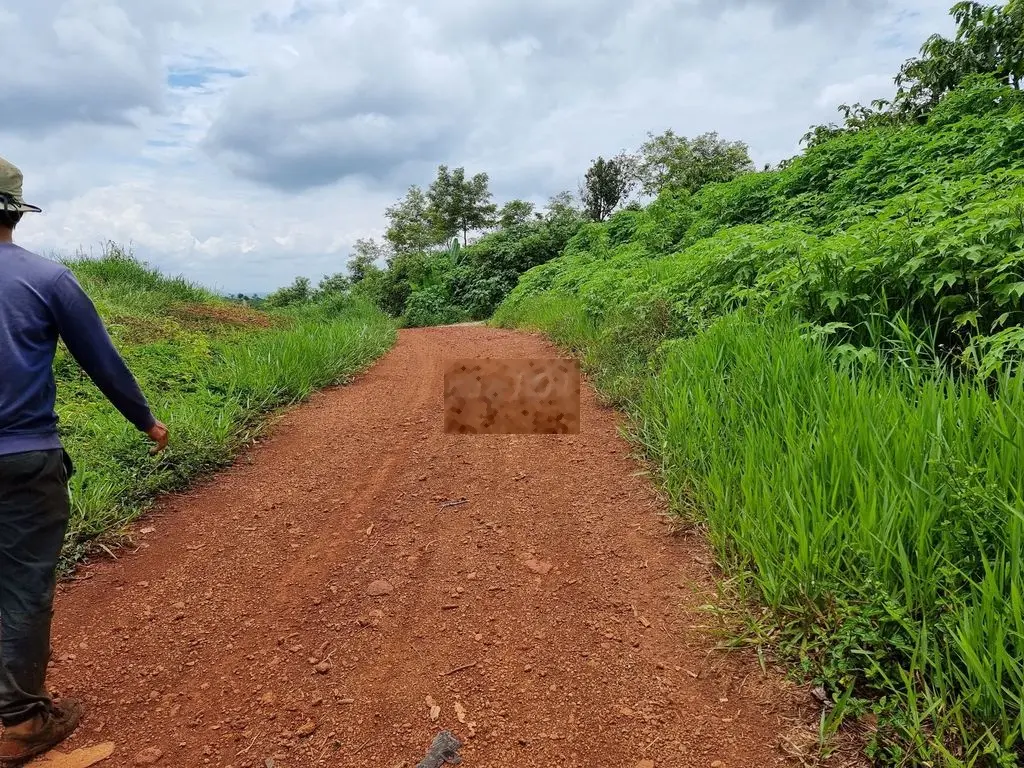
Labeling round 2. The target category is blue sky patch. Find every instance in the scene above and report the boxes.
[167,67,247,90]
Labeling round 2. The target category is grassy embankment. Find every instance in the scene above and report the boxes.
[57,247,396,563]
[494,76,1024,766]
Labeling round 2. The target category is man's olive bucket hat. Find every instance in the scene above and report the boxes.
[0,157,42,213]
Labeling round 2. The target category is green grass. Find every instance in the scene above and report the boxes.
[642,313,1024,766]
[496,294,1024,766]
[56,247,397,563]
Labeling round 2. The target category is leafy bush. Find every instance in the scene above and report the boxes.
[504,76,1024,377]
[356,209,585,327]
[403,285,466,327]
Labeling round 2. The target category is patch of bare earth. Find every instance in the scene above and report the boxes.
[44,325,864,767]
[168,303,275,330]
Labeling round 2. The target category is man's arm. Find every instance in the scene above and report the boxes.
[50,269,168,451]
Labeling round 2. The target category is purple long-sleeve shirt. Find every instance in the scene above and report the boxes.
[0,243,155,456]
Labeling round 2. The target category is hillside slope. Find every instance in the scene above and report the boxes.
[56,247,396,561]
[494,76,1024,765]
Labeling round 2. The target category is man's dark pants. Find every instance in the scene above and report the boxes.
[0,450,71,727]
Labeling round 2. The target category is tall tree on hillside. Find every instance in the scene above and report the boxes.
[426,165,498,246]
[545,191,582,221]
[384,185,437,254]
[633,130,754,196]
[580,154,635,221]
[895,1,1024,116]
[498,199,536,229]
[347,238,388,283]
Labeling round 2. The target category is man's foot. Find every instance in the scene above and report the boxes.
[0,699,83,766]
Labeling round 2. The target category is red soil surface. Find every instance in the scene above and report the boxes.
[45,325,847,767]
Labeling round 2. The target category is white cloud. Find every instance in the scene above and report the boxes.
[816,74,897,109]
[3,0,955,293]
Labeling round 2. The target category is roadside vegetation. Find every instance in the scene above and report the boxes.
[488,3,1024,766]
[58,244,395,564]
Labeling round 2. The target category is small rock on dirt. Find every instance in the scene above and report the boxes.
[636,761,655,768]
[133,747,164,765]
[295,719,317,738]
[367,580,395,596]
[425,695,441,722]
[523,559,553,575]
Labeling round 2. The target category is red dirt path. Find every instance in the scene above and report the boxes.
[45,325,831,767]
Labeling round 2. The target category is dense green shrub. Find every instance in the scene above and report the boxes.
[403,285,467,327]
[357,211,585,327]
[504,77,1024,376]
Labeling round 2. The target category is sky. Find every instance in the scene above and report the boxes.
[2,0,954,295]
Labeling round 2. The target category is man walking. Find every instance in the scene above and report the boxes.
[0,157,168,763]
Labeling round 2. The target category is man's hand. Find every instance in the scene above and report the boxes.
[146,421,169,455]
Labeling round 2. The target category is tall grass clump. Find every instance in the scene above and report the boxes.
[639,313,1024,764]
[68,242,216,313]
[213,298,393,408]
[55,246,396,561]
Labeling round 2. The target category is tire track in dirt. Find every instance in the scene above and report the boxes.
[45,325,833,767]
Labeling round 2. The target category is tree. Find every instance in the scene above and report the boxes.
[317,272,349,296]
[426,165,498,246]
[348,238,388,283]
[895,1,1024,117]
[498,199,536,229]
[265,276,311,308]
[633,130,754,196]
[544,191,582,222]
[579,154,634,221]
[384,185,437,254]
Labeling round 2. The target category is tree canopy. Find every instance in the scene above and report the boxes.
[895,0,1024,116]
[426,165,498,246]
[384,186,436,255]
[631,130,754,197]
[498,199,537,229]
[580,154,635,221]
[347,238,388,283]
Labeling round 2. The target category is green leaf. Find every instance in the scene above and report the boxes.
[934,273,960,294]
[954,310,980,328]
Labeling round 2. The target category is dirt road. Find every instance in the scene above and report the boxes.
[47,325,819,767]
